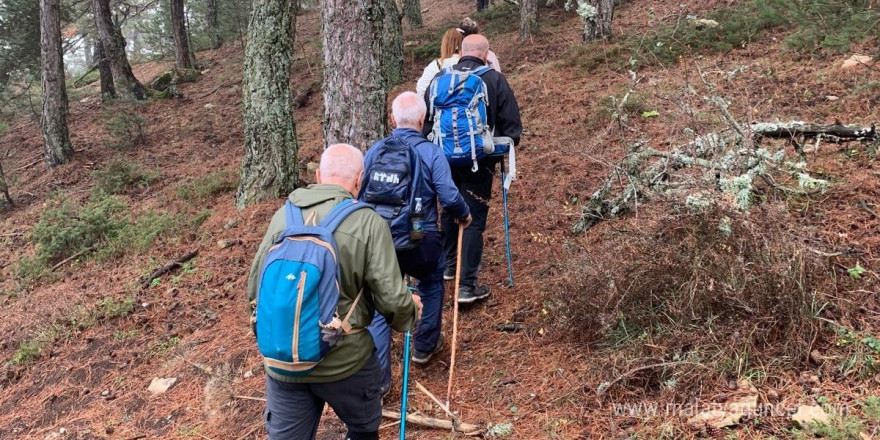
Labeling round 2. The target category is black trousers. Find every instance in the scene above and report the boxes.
[442,161,495,288]
[264,352,382,440]
[477,0,490,11]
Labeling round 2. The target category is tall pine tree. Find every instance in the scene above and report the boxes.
[236,0,298,208]
[40,0,73,168]
[322,0,388,149]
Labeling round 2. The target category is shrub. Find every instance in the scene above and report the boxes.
[176,170,238,202]
[636,2,786,66]
[31,192,129,262]
[566,1,787,72]
[18,192,183,284]
[8,325,64,367]
[99,211,181,260]
[92,157,159,194]
[756,0,880,53]
[552,206,852,393]
[103,106,146,149]
[473,3,519,37]
[412,40,441,63]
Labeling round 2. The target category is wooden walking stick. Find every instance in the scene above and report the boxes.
[446,224,465,410]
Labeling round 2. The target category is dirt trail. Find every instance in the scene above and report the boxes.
[1,0,879,439]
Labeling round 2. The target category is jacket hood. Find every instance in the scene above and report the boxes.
[288,184,354,208]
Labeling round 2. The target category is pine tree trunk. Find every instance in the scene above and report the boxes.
[40,0,73,168]
[206,0,222,49]
[520,0,538,41]
[94,40,116,101]
[170,0,194,69]
[403,0,422,29]
[582,0,613,42]
[381,0,404,91]
[93,0,145,99]
[0,159,12,206]
[236,0,298,209]
[83,36,93,67]
[322,0,388,149]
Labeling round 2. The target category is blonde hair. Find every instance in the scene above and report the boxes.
[439,28,463,60]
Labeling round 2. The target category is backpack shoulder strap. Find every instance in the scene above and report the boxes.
[284,200,304,229]
[473,65,492,76]
[320,199,371,232]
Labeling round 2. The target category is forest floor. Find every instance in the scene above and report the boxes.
[1,0,879,439]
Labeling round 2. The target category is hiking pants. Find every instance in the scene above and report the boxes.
[368,232,445,392]
[263,351,382,440]
[477,0,490,11]
[442,162,495,289]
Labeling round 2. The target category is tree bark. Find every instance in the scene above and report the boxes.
[381,0,404,91]
[520,0,538,41]
[170,0,194,69]
[582,0,613,42]
[0,159,13,207]
[40,0,74,168]
[236,0,298,209]
[403,0,422,29]
[205,0,222,49]
[93,0,145,99]
[322,0,388,149]
[94,40,116,100]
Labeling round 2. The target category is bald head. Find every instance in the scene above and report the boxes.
[461,34,489,60]
[392,92,427,130]
[318,143,365,196]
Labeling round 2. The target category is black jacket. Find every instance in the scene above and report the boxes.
[422,56,523,147]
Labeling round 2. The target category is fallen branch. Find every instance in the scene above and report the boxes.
[233,395,266,402]
[198,79,241,99]
[12,157,42,173]
[381,409,481,436]
[51,247,95,271]
[415,381,457,420]
[752,122,877,143]
[141,250,199,289]
[72,61,103,88]
[123,435,147,440]
[234,425,261,440]
[859,199,878,219]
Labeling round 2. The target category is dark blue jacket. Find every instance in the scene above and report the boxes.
[364,128,470,232]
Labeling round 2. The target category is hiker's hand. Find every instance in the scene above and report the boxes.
[456,214,472,228]
[411,294,423,321]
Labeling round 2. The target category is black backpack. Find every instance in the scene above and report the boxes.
[360,136,422,250]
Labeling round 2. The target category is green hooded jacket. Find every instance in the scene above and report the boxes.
[246,184,417,383]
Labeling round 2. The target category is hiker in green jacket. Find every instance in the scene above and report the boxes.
[246,143,423,440]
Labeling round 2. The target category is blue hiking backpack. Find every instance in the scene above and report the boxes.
[427,66,510,171]
[254,199,369,377]
[360,136,422,250]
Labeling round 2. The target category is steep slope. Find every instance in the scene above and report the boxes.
[0,0,878,439]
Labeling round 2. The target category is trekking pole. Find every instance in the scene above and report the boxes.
[501,163,514,287]
[400,283,416,439]
[445,224,465,411]
[399,329,412,440]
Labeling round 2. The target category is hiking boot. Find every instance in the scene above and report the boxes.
[457,285,490,304]
[411,335,444,365]
[443,266,455,281]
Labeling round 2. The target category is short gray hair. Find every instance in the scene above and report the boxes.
[320,143,364,183]
[392,92,427,128]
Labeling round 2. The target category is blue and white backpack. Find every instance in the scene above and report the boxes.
[360,136,422,250]
[254,199,369,377]
[427,66,512,171]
